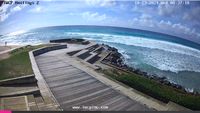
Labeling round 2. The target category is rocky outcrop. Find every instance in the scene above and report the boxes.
[101,44,199,95]
[50,38,90,45]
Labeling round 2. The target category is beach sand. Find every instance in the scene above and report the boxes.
[0,46,12,52]
[0,45,20,60]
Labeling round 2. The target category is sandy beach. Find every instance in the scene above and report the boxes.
[0,45,20,60]
[0,45,20,52]
[0,46,12,52]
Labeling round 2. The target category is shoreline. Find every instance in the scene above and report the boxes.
[101,44,200,95]
[0,38,199,110]
[49,38,200,94]
[49,38,199,110]
[1,40,199,94]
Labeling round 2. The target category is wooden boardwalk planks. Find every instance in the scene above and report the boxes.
[35,55,151,111]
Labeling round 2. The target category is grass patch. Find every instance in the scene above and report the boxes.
[103,69,200,110]
[0,45,45,80]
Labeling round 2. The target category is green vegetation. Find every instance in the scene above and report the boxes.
[103,69,200,110]
[0,45,45,80]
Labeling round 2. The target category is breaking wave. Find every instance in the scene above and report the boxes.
[64,32,200,73]
[1,31,200,73]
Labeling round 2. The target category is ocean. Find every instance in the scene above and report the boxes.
[1,25,200,92]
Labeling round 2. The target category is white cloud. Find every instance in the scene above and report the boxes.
[0,4,10,22]
[130,3,200,41]
[156,21,199,38]
[158,20,172,30]
[11,6,22,12]
[0,3,27,22]
[82,11,107,21]
[172,23,190,33]
[85,0,116,7]
[131,14,200,41]
[29,7,43,13]
[0,13,9,22]
[158,4,182,17]
[140,14,152,20]
[132,14,155,27]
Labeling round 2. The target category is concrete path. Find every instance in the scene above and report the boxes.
[0,96,29,111]
[0,86,39,97]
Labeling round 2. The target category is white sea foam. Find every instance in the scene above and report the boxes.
[2,30,200,91]
[2,31,200,73]
[65,32,200,73]
[7,30,27,36]
[0,31,47,45]
[65,32,200,58]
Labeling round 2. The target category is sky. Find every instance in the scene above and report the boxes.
[0,0,200,43]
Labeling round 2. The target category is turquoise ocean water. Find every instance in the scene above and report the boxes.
[1,26,200,92]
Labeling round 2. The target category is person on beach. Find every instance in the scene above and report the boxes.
[5,42,7,46]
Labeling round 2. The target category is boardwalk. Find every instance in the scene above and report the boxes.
[35,54,151,111]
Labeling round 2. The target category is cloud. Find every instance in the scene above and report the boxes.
[10,5,27,13]
[183,6,200,24]
[85,0,116,7]
[11,6,22,12]
[28,2,83,13]
[0,4,10,22]
[172,23,190,33]
[29,7,43,13]
[157,20,172,30]
[0,3,27,22]
[158,4,183,17]
[82,11,107,21]
[157,3,200,27]
[131,14,200,41]
[132,14,155,27]
[140,14,152,20]
[129,3,200,39]
[0,13,9,22]
[157,21,199,38]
